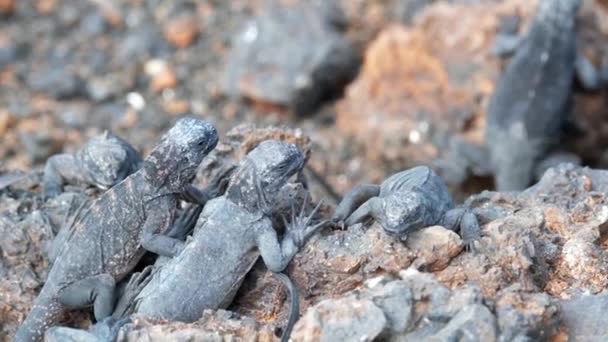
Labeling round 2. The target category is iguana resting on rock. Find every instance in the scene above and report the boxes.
[439,0,607,191]
[47,140,326,342]
[43,131,142,197]
[331,166,480,251]
[131,140,324,341]
[13,117,219,342]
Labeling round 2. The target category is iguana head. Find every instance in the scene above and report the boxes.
[143,117,219,192]
[77,133,140,190]
[374,191,427,237]
[537,0,581,21]
[226,140,305,213]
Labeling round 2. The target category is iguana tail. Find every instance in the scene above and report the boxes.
[273,272,299,342]
[13,285,64,342]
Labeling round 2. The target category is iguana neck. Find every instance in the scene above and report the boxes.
[139,146,194,195]
[225,158,273,215]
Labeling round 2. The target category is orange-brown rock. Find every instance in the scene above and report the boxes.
[144,59,178,92]
[406,225,463,271]
[335,2,511,170]
[0,0,14,15]
[335,0,608,196]
[163,14,199,48]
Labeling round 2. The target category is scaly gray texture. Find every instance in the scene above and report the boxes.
[42,132,142,197]
[440,0,602,191]
[332,166,480,251]
[118,140,323,341]
[486,0,583,191]
[13,117,219,342]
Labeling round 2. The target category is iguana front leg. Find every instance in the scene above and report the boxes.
[331,184,380,226]
[165,203,203,240]
[181,164,236,205]
[43,154,87,197]
[442,208,481,252]
[258,199,326,342]
[257,199,326,272]
[141,196,190,258]
[343,197,384,228]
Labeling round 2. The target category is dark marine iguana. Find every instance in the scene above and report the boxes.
[43,131,142,197]
[124,140,323,341]
[13,117,219,342]
[55,140,324,342]
[439,0,606,191]
[331,166,480,251]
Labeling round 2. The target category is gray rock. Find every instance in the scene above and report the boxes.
[18,132,61,164]
[223,2,359,116]
[79,11,108,35]
[430,304,497,342]
[27,67,84,99]
[293,294,388,342]
[369,280,414,333]
[560,293,608,342]
[293,270,557,341]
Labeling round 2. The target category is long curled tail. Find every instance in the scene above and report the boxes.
[12,285,64,342]
[273,272,299,342]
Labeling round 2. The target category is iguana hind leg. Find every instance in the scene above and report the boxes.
[442,208,480,253]
[112,266,153,319]
[57,274,116,321]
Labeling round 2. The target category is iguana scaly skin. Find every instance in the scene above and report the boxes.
[332,166,480,251]
[43,132,142,197]
[118,140,324,341]
[438,0,605,191]
[13,117,218,342]
[486,0,583,191]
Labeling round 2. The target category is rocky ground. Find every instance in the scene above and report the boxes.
[2,0,608,341]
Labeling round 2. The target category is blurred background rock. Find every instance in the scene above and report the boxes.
[2,1,608,339]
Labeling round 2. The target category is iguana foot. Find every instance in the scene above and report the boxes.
[443,208,481,254]
[283,194,327,248]
[113,266,154,319]
[167,204,203,240]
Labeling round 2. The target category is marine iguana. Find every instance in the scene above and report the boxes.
[331,166,480,251]
[43,132,141,197]
[13,117,219,342]
[95,140,324,342]
[439,0,606,191]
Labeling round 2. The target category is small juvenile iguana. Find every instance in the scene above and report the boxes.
[13,117,219,342]
[440,0,605,191]
[331,166,480,251]
[43,132,142,197]
[115,140,324,341]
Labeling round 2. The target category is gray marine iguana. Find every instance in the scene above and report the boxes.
[43,132,142,197]
[13,117,219,342]
[123,140,323,341]
[440,0,606,191]
[331,166,480,251]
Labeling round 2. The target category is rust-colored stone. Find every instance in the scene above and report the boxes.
[0,0,14,15]
[163,14,199,48]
